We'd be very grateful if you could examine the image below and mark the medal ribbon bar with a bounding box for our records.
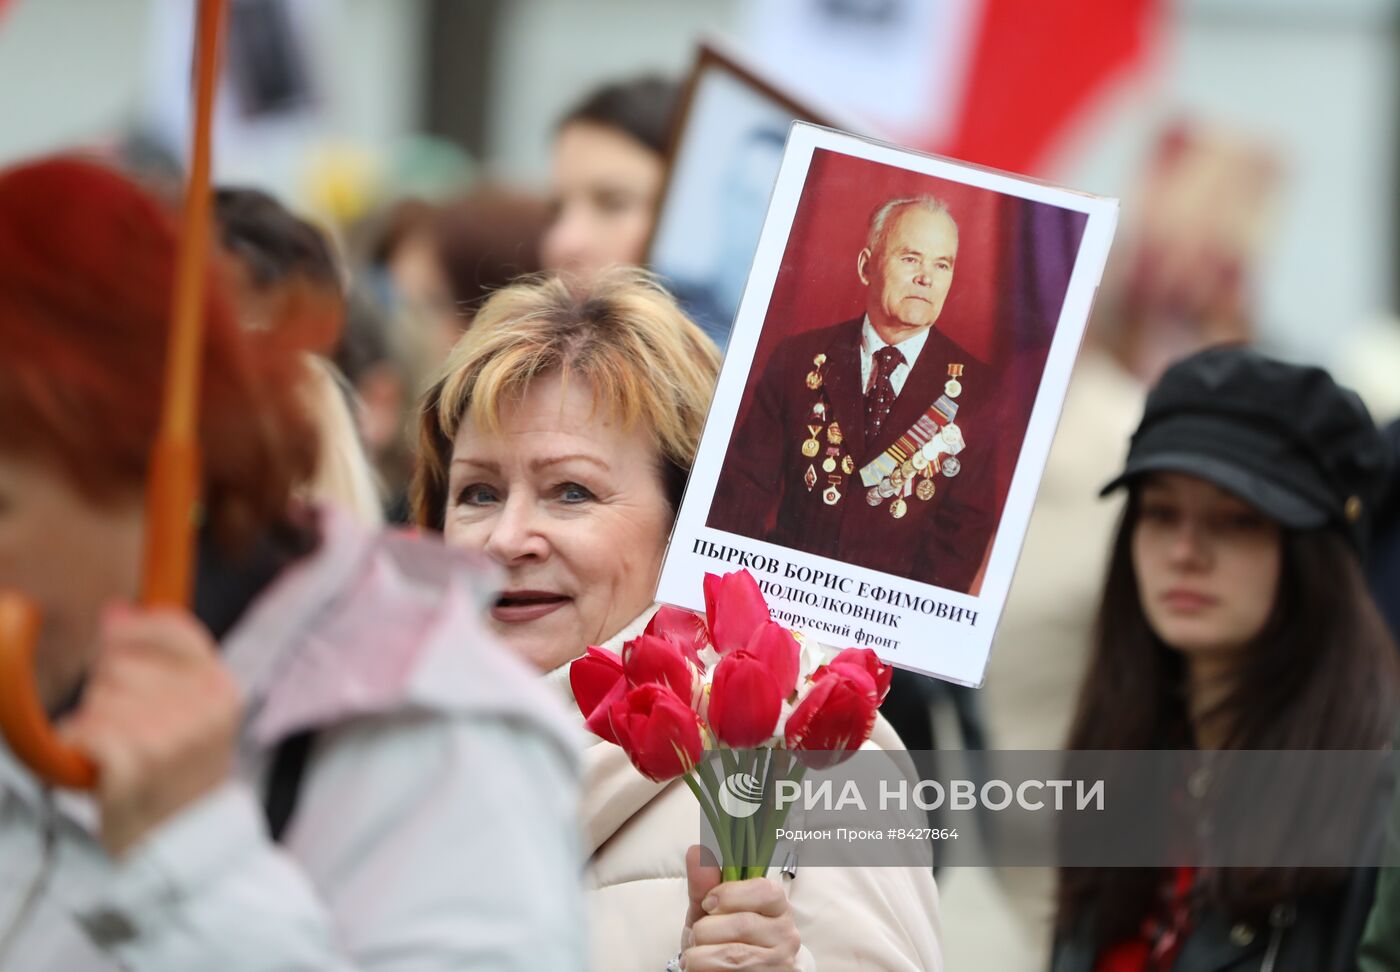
[859,395,959,487]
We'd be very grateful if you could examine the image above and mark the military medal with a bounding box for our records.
[806,353,828,391]
[945,363,964,399]
[852,365,970,513]
[827,422,843,446]
[859,395,956,487]
[841,455,854,475]
[802,425,822,458]
[822,456,837,474]
[822,472,843,506]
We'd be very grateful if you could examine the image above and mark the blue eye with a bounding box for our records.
[557,482,595,504]
[455,484,498,507]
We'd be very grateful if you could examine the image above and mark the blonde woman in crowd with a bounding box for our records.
[415,268,943,972]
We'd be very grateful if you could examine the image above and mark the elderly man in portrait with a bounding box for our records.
[710,195,1004,594]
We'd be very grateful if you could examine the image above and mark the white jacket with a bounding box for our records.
[0,509,586,971]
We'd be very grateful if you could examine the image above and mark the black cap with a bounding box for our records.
[1101,345,1395,549]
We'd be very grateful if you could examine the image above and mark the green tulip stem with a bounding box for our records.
[695,756,742,881]
[755,757,807,875]
[716,748,747,879]
[684,771,733,874]
[748,749,779,881]
[742,749,763,879]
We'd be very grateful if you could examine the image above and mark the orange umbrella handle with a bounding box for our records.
[0,594,97,789]
[0,0,227,789]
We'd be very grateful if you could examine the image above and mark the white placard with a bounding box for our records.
[657,123,1118,686]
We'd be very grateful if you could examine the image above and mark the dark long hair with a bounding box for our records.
[1056,489,1400,942]
[556,75,680,156]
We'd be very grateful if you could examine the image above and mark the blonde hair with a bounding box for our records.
[297,354,385,526]
[412,268,720,528]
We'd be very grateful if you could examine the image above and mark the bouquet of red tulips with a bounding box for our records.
[569,569,893,881]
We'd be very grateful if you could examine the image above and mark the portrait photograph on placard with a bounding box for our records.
[708,147,1090,596]
[647,43,853,350]
[659,123,1118,685]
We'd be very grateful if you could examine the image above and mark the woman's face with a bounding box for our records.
[443,372,674,671]
[1132,472,1282,659]
[540,122,662,281]
[0,450,144,707]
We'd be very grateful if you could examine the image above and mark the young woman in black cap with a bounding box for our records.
[1050,345,1399,972]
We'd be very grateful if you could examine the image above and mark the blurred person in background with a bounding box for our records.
[940,122,1280,970]
[214,185,344,329]
[1093,122,1278,387]
[434,182,552,332]
[540,75,679,281]
[346,184,552,521]
[413,268,944,972]
[0,157,585,970]
[331,286,421,522]
[214,185,384,526]
[363,197,461,358]
[1050,346,1397,972]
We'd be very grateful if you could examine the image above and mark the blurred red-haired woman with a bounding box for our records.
[0,157,585,971]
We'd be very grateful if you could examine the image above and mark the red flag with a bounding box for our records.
[939,0,1163,174]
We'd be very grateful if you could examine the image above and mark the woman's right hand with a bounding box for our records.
[681,845,802,971]
[60,604,241,857]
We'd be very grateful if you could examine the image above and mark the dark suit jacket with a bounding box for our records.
[710,317,1003,594]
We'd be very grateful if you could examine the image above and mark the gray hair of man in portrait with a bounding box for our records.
[865,195,959,256]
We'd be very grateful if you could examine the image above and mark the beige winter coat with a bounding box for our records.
[556,611,944,972]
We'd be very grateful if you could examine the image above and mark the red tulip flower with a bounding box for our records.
[570,646,626,742]
[708,651,782,747]
[827,647,893,703]
[784,664,880,768]
[703,569,771,654]
[622,633,699,704]
[608,683,705,782]
[743,622,801,698]
[644,605,709,667]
